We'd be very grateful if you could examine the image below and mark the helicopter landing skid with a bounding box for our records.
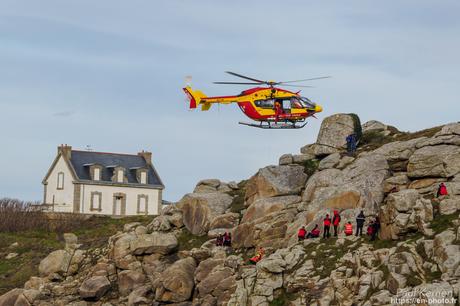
[238,121,308,129]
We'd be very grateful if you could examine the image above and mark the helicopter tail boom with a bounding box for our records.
[183,86,208,110]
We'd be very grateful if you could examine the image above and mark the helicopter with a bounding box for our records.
[183,71,329,129]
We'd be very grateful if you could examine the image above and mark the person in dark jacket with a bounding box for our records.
[223,232,232,247]
[370,217,380,241]
[332,210,341,237]
[216,234,223,246]
[323,214,331,238]
[355,210,366,236]
[346,133,357,155]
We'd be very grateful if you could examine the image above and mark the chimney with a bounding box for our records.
[58,144,72,160]
[138,150,152,165]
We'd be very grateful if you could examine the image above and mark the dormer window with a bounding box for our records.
[140,171,147,184]
[117,169,124,183]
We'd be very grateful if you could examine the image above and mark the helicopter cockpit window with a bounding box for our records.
[300,97,316,109]
[255,99,275,109]
[290,97,304,109]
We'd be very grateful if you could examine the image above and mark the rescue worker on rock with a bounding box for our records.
[370,217,380,241]
[306,224,321,239]
[323,214,331,238]
[437,183,448,198]
[332,210,341,237]
[297,226,307,241]
[344,221,353,236]
[355,210,366,236]
[249,248,265,264]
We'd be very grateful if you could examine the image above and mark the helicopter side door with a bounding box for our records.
[282,99,291,114]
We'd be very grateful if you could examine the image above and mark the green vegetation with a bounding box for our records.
[176,229,210,251]
[0,215,151,295]
[359,130,392,149]
[302,159,319,176]
[348,113,362,141]
[429,213,458,234]
[227,180,247,214]
[270,288,296,306]
[307,238,359,279]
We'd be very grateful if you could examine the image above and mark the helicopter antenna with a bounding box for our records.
[185,75,193,87]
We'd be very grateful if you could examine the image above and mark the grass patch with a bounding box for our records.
[371,238,399,250]
[429,213,458,234]
[302,159,319,176]
[308,238,356,279]
[227,180,247,214]
[270,288,296,306]
[176,229,210,251]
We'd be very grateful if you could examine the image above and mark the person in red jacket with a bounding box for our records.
[297,226,307,241]
[332,210,341,237]
[344,222,353,236]
[306,224,320,238]
[323,214,331,238]
[437,183,448,197]
[249,248,265,265]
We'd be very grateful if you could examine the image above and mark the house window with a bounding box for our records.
[94,168,101,181]
[140,171,147,184]
[90,192,102,211]
[137,195,148,214]
[117,170,124,183]
[57,172,64,189]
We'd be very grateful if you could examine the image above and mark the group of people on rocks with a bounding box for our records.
[215,232,232,247]
[297,210,381,241]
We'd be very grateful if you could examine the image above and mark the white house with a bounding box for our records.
[42,145,164,216]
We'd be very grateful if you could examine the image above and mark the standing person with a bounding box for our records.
[297,226,307,241]
[367,220,374,237]
[437,183,448,198]
[371,217,380,241]
[332,210,341,237]
[216,234,223,247]
[323,214,331,238]
[306,224,320,238]
[223,232,232,247]
[344,222,353,236]
[346,133,357,155]
[355,210,366,236]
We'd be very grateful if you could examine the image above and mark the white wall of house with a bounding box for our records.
[44,155,74,213]
[79,184,161,216]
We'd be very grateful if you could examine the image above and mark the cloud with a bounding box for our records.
[52,110,75,117]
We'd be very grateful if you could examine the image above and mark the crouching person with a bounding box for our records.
[306,224,320,239]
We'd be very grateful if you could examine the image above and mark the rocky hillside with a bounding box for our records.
[1,114,459,306]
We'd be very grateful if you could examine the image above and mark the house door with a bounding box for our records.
[114,196,123,216]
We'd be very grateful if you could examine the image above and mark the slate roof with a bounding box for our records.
[69,150,163,187]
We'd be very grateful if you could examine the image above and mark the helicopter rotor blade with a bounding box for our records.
[225,71,265,83]
[279,76,331,84]
[213,82,264,85]
[279,84,315,88]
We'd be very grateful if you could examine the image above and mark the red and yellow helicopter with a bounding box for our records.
[183,71,329,129]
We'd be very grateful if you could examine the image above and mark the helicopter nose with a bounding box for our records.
[314,104,323,113]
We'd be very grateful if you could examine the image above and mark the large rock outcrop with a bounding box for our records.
[312,113,361,156]
[244,165,307,206]
[178,192,233,236]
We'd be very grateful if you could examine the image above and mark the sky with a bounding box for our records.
[0,1,459,202]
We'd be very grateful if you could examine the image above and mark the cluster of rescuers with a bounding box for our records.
[296,210,380,242]
[215,178,450,265]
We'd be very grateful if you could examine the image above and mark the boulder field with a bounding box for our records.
[1,114,460,306]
